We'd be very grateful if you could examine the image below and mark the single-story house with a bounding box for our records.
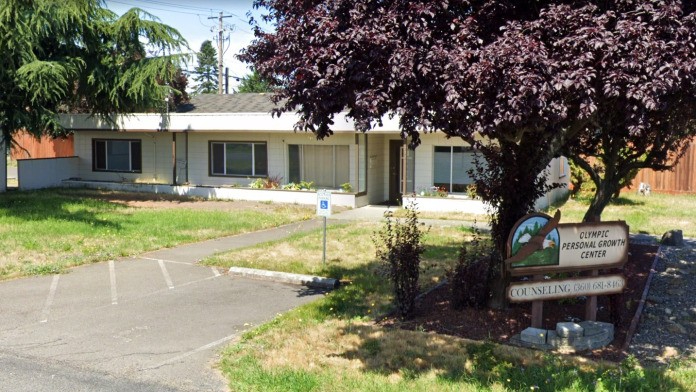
[16,93,568,213]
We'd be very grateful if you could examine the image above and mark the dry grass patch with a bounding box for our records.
[259,319,472,379]
[223,309,627,392]
[205,221,468,286]
[392,208,485,222]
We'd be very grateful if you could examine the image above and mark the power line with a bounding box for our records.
[108,0,205,16]
[131,0,225,13]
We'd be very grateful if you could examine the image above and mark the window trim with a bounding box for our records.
[92,138,142,173]
[208,141,268,178]
[433,145,474,193]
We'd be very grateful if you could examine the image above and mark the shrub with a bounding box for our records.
[448,227,496,309]
[249,175,282,189]
[568,159,593,199]
[373,206,426,319]
[282,181,315,191]
[417,186,448,197]
[466,184,479,199]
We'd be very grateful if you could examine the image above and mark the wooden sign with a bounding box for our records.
[507,274,626,302]
[505,211,629,276]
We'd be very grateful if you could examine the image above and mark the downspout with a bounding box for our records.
[172,133,177,185]
[185,130,189,184]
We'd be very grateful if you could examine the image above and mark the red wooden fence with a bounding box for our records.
[629,139,696,194]
[10,131,74,159]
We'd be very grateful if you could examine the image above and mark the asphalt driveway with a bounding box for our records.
[0,256,323,391]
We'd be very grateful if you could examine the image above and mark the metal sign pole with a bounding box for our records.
[316,189,332,270]
[323,216,327,267]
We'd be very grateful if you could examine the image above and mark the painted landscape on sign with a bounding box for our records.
[510,216,560,268]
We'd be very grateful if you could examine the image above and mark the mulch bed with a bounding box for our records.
[383,243,657,363]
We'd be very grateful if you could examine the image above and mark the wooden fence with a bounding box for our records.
[10,131,74,159]
[629,139,696,194]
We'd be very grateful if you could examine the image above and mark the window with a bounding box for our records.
[433,146,475,192]
[210,142,268,177]
[92,139,142,172]
[288,144,349,188]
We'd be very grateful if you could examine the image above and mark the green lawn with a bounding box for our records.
[550,192,696,239]
[0,188,314,280]
[207,216,695,391]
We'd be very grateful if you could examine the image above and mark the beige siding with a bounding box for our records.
[186,132,356,188]
[74,130,360,189]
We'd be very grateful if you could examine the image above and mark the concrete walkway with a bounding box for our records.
[143,219,327,263]
[330,204,490,230]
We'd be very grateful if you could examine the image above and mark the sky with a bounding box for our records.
[104,0,272,91]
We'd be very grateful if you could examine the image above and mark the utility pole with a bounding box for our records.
[208,12,233,94]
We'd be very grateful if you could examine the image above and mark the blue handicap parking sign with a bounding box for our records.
[320,200,328,209]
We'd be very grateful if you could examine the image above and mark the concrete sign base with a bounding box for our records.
[510,321,614,352]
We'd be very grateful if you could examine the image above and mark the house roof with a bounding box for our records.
[61,92,401,132]
[177,93,280,114]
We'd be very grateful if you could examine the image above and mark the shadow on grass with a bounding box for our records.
[316,262,390,319]
[337,328,691,391]
[294,286,331,297]
[0,188,123,229]
[610,197,645,206]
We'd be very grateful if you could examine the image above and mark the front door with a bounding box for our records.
[388,140,402,204]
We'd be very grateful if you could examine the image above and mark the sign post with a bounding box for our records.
[316,190,332,267]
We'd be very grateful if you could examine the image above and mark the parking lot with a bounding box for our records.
[0,255,323,391]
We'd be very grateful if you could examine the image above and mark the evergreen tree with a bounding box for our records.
[0,0,187,143]
[236,69,272,93]
[193,40,218,94]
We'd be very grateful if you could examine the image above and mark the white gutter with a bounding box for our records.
[59,112,402,133]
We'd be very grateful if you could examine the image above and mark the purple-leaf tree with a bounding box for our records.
[240,0,696,307]
[554,2,696,221]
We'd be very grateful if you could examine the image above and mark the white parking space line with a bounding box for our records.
[211,267,221,277]
[158,260,174,289]
[139,256,193,265]
[40,275,60,323]
[147,333,237,370]
[109,260,118,305]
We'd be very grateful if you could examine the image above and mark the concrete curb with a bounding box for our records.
[229,267,340,290]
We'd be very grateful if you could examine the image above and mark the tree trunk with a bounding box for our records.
[0,138,6,193]
[583,180,619,223]
[478,140,557,309]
